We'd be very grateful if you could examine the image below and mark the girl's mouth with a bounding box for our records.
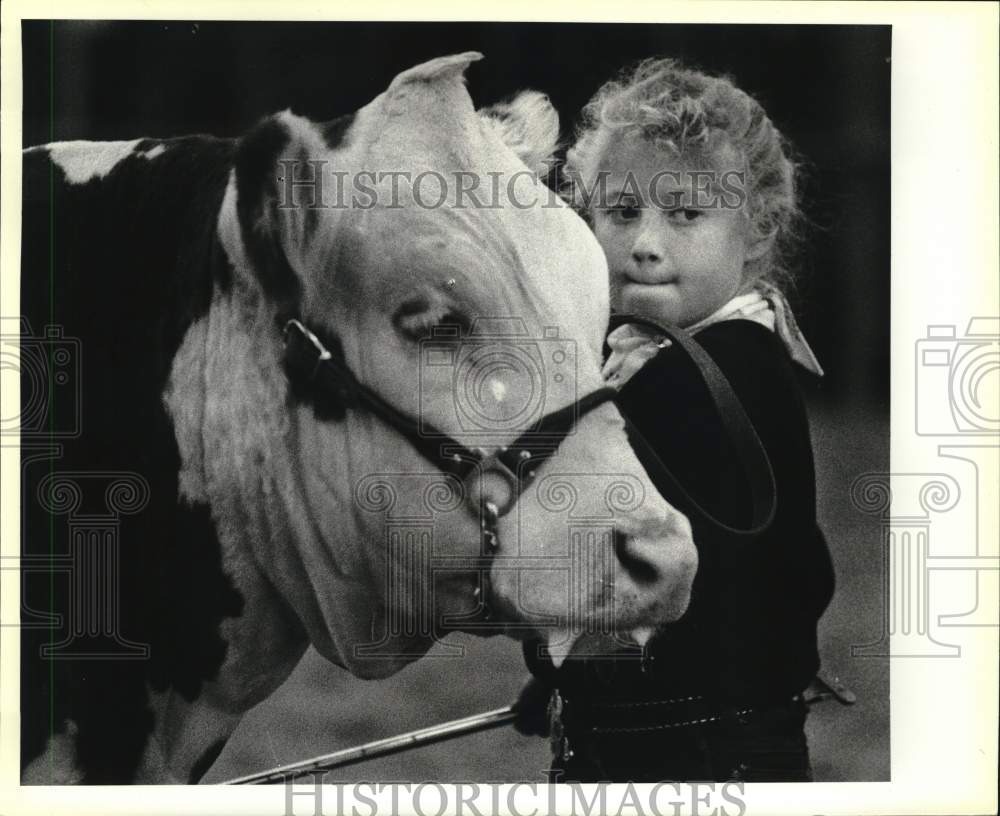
[621,275,679,288]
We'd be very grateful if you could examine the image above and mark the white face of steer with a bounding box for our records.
[174,53,696,678]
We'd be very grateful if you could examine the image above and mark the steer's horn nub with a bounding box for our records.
[387,52,484,92]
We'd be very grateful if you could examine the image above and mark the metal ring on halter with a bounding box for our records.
[467,452,520,522]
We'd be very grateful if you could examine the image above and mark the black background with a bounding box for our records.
[22,21,890,406]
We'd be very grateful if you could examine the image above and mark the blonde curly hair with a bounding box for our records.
[564,58,803,291]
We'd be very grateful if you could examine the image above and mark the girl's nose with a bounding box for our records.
[631,220,666,269]
[632,246,662,266]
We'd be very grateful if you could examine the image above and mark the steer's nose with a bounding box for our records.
[615,508,698,621]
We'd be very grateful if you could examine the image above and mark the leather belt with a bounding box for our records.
[547,671,856,763]
[548,689,763,762]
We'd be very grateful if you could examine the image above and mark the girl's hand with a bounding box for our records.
[602,323,671,387]
[511,675,553,737]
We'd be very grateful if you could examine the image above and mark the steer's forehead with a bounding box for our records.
[311,55,610,354]
[319,180,609,358]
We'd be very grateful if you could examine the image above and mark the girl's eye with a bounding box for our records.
[604,204,642,223]
[667,208,703,224]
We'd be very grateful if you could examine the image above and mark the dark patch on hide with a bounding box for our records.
[296,144,322,246]
[234,116,302,305]
[146,501,245,700]
[20,136,244,783]
[321,111,355,150]
[189,737,228,783]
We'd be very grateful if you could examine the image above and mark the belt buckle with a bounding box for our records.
[548,689,573,762]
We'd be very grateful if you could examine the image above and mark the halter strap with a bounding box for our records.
[283,317,622,624]
[607,314,777,540]
[282,318,617,517]
[285,316,776,539]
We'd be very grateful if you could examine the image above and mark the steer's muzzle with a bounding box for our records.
[613,506,698,623]
[488,467,698,665]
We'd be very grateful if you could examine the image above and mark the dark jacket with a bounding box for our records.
[528,318,835,707]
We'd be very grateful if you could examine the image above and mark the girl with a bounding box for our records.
[516,58,835,783]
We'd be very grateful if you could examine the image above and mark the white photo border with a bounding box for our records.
[1,2,997,815]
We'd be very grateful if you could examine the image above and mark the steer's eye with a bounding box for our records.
[393,297,471,341]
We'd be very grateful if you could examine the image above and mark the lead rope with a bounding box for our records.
[606,313,778,540]
[224,707,518,784]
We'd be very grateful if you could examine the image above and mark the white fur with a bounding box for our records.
[45,140,143,184]
[162,317,210,504]
[388,51,482,92]
[138,143,167,160]
[479,91,560,176]
[21,720,85,784]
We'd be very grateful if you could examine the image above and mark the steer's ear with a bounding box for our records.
[479,91,560,177]
[234,111,321,305]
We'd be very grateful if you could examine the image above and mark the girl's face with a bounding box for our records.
[592,137,758,328]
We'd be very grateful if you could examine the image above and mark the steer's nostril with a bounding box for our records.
[613,529,658,585]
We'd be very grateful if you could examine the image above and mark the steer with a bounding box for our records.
[19,53,697,783]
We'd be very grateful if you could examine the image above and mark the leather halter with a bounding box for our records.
[282,318,618,620]
[606,314,777,539]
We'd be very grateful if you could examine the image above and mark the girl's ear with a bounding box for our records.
[745,229,777,262]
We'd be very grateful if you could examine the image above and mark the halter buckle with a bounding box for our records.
[467,452,521,521]
[284,319,333,380]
